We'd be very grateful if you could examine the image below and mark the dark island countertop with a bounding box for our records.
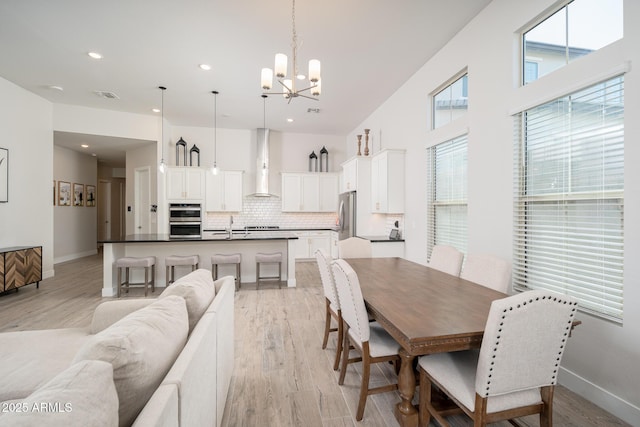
[99,232,299,244]
[357,235,405,243]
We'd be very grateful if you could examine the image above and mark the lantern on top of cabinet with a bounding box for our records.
[176,137,187,166]
[319,146,328,172]
[189,144,200,167]
[309,151,318,172]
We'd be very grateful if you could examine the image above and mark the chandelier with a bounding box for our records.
[260,0,321,102]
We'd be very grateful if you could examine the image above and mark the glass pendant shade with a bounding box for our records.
[261,68,273,90]
[275,53,288,78]
[308,59,321,83]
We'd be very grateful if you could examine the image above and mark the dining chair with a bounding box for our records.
[315,249,343,371]
[460,253,512,293]
[427,245,464,276]
[331,258,400,421]
[418,289,578,427]
[337,237,372,259]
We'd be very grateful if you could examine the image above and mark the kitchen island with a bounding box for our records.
[99,232,298,297]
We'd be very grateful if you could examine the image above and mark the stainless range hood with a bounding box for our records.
[253,128,274,197]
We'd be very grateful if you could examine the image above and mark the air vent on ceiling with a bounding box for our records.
[93,90,120,99]
[307,108,320,113]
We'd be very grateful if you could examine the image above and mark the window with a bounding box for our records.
[523,0,623,84]
[513,76,624,321]
[432,74,468,129]
[427,135,468,258]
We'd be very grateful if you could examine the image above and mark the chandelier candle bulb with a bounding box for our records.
[309,59,321,83]
[261,68,273,90]
[275,53,288,78]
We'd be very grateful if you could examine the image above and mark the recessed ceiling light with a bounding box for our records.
[88,52,103,60]
[199,64,211,71]
[152,108,160,113]
[48,85,64,91]
[81,144,89,148]
[287,118,294,123]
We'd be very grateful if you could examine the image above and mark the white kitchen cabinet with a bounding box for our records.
[330,231,339,258]
[293,230,332,259]
[281,173,339,212]
[167,167,205,201]
[371,149,405,213]
[205,170,243,212]
[341,156,371,193]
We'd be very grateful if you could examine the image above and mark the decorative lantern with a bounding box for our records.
[309,151,318,172]
[319,146,329,172]
[176,137,187,166]
[189,144,200,167]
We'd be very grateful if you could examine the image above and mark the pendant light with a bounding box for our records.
[210,91,219,175]
[158,86,167,173]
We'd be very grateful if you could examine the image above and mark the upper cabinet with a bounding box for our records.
[205,170,243,212]
[281,172,339,212]
[167,167,205,201]
[341,156,371,193]
[371,149,405,213]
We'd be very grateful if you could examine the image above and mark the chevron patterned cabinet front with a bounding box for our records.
[0,246,42,293]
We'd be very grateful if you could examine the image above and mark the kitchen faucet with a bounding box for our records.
[228,215,234,239]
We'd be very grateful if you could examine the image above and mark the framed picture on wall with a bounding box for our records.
[0,147,7,203]
[86,185,96,207]
[58,181,71,206]
[73,183,84,207]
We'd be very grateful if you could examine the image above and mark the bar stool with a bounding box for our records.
[115,256,156,298]
[165,254,199,285]
[255,252,283,290]
[211,253,242,291]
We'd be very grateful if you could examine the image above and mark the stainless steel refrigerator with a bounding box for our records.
[337,191,356,240]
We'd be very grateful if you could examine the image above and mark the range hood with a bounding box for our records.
[252,128,274,197]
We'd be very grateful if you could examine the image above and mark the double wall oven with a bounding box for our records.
[169,203,202,238]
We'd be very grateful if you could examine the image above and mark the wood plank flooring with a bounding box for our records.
[0,254,630,427]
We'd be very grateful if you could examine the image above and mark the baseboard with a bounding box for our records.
[559,366,640,426]
[54,249,98,265]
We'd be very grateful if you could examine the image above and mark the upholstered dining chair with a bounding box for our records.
[331,259,400,421]
[427,245,464,276]
[338,237,372,259]
[418,290,578,427]
[460,253,512,293]
[315,249,343,371]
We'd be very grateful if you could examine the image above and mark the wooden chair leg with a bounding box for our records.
[333,310,344,371]
[151,265,155,292]
[117,267,122,298]
[418,367,432,427]
[322,300,331,350]
[144,267,149,297]
[125,268,130,293]
[356,345,372,421]
[338,323,350,385]
[540,386,554,427]
[278,262,282,289]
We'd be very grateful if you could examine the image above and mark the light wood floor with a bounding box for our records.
[0,254,630,427]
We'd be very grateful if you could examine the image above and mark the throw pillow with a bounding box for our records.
[72,295,188,427]
[159,268,216,333]
[0,360,118,427]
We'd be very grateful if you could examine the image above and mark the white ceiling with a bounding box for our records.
[0,0,491,164]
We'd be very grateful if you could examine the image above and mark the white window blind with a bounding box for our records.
[513,76,624,321]
[427,135,468,258]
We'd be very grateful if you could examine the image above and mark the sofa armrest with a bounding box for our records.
[132,383,179,427]
[90,299,155,334]
[211,276,235,311]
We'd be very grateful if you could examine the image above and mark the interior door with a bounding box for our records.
[135,167,151,234]
[98,180,111,240]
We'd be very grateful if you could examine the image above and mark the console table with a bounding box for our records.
[0,246,42,294]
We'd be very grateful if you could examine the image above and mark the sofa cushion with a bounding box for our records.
[0,327,90,401]
[72,295,188,427]
[159,268,216,333]
[90,299,155,334]
[0,360,118,427]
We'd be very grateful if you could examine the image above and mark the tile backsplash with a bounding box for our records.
[203,196,338,230]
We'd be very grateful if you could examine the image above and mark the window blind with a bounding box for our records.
[513,76,624,321]
[427,135,468,258]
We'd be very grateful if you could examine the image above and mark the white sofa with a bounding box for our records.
[0,269,235,427]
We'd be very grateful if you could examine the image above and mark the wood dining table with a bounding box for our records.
[345,257,507,427]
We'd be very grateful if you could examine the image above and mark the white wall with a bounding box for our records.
[346,0,640,424]
[53,146,97,262]
[0,77,54,279]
